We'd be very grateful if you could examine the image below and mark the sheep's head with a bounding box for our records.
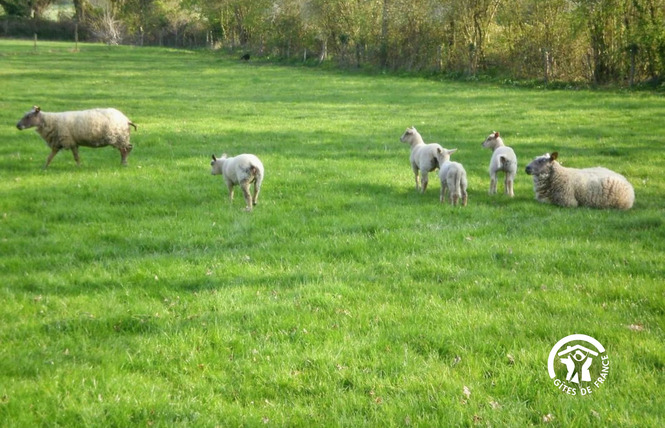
[435,147,457,165]
[16,106,42,130]
[525,152,558,175]
[482,131,503,149]
[210,153,227,175]
[400,126,421,145]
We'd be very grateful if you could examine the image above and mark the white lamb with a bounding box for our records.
[211,153,264,211]
[435,148,468,206]
[16,106,136,168]
[481,131,517,197]
[400,126,445,193]
[525,151,634,210]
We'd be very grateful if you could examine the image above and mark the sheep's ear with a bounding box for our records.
[212,154,217,161]
[550,152,558,161]
[448,149,458,155]
[33,106,41,113]
[437,147,443,154]
[493,131,499,138]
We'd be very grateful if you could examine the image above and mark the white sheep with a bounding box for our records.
[525,151,634,210]
[211,153,264,211]
[16,106,136,168]
[481,131,517,197]
[435,148,468,206]
[400,126,444,193]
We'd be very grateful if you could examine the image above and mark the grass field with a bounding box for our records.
[1,40,664,426]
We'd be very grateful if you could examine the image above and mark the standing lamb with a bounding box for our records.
[211,153,264,211]
[435,148,468,206]
[400,126,445,193]
[481,131,517,197]
[525,151,634,210]
[16,106,136,168]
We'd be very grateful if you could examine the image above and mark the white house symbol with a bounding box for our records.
[558,345,599,383]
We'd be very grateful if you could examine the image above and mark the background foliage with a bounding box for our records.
[1,0,664,85]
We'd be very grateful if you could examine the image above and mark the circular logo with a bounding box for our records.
[548,334,610,396]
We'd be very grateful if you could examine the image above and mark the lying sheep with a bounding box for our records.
[211,153,264,211]
[525,151,634,210]
[16,106,136,168]
[482,131,517,197]
[400,126,445,193]
[435,148,468,206]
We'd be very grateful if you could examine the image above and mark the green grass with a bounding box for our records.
[1,40,664,426]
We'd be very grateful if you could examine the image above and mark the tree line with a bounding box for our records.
[3,0,664,85]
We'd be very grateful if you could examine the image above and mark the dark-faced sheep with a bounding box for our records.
[16,106,136,168]
[211,153,264,211]
[525,152,634,210]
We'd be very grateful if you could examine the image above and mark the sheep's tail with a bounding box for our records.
[129,121,137,131]
[498,155,514,170]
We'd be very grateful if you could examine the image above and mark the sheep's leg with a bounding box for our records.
[44,147,60,169]
[240,182,253,211]
[420,172,428,193]
[489,172,497,195]
[507,174,515,197]
[252,178,262,206]
[71,147,81,165]
[462,189,468,207]
[225,180,235,203]
[120,145,132,166]
[452,193,459,206]
[412,166,420,191]
[439,185,445,203]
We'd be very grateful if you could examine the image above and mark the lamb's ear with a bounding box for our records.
[550,152,558,161]
[494,131,500,138]
[437,147,443,154]
[33,106,41,113]
[212,154,217,161]
[448,148,458,155]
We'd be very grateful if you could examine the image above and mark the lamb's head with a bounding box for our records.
[435,147,458,165]
[525,152,558,176]
[482,131,504,150]
[210,154,228,175]
[16,106,43,130]
[400,126,422,146]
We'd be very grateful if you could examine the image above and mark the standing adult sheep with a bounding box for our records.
[16,106,136,168]
[525,151,634,210]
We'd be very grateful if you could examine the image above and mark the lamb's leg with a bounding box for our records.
[452,193,459,206]
[489,172,497,195]
[462,189,468,207]
[72,146,81,165]
[420,172,428,193]
[412,165,420,191]
[252,178,262,206]
[507,174,515,197]
[439,185,445,203]
[44,147,60,169]
[225,180,235,204]
[240,182,253,211]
